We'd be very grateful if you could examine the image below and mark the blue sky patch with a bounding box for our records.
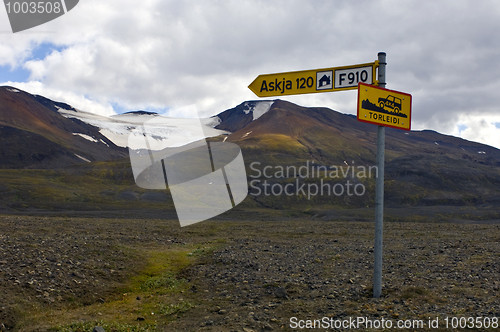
[457,124,468,133]
[0,42,65,84]
[28,42,65,62]
[110,102,170,116]
[110,102,130,115]
[0,64,31,83]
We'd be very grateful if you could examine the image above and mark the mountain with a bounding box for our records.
[218,100,500,207]
[1,86,499,210]
[123,110,159,116]
[0,86,127,168]
[221,99,500,162]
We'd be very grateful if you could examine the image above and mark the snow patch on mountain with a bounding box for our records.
[129,117,214,150]
[74,154,91,162]
[111,112,159,124]
[242,101,274,121]
[54,105,75,112]
[252,101,274,120]
[58,107,228,149]
[73,133,99,143]
[242,131,252,139]
[203,116,221,128]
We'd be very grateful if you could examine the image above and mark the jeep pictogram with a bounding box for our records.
[378,95,402,113]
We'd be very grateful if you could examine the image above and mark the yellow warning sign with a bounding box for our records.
[357,83,412,131]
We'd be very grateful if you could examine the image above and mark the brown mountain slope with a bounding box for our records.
[0,88,71,144]
[226,100,500,165]
[225,100,376,165]
[0,86,127,168]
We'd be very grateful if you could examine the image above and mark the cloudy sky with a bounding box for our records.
[1,0,500,148]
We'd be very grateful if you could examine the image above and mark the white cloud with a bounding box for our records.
[453,115,500,149]
[2,81,116,116]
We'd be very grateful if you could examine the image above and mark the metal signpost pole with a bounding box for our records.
[373,52,386,298]
[248,54,409,299]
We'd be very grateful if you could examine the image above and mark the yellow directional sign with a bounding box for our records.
[249,62,378,97]
[357,83,412,131]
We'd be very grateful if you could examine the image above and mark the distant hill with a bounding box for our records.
[218,100,500,207]
[122,110,159,116]
[222,99,500,165]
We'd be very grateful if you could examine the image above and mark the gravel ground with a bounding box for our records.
[0,215,499,331]
[170,220,500,331]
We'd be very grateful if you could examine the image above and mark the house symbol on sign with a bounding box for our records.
[318,75,331,87]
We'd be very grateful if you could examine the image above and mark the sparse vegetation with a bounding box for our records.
[157,301,194,316]
[140,273,185,292]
